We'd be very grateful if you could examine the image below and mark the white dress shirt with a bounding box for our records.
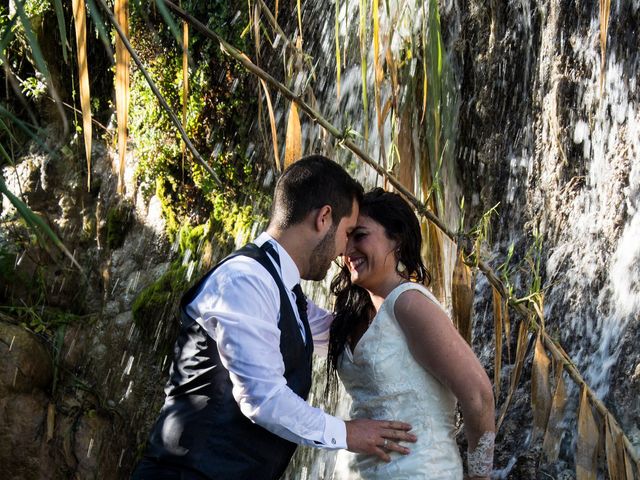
[185,232,347,449]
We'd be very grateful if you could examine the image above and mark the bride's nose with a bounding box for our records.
[345,238,357,256]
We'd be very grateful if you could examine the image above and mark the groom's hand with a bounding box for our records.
[345,419,417,462]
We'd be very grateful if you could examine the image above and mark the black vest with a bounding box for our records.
[144,243,313,479]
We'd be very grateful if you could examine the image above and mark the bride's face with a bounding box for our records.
[344,215,398,289]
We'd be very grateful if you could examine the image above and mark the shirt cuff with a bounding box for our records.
[318,414,347,450]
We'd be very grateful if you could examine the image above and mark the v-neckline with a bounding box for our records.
[344,282,414,361]
[345,305,383,360]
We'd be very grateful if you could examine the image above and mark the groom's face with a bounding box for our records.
[306,199,359,281]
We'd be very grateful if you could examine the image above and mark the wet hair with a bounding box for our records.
[270,155,363,229]
[325,188,429,399]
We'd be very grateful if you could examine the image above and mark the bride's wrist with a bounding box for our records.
[466,431,495,478]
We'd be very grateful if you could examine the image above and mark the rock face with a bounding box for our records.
[0,146,176,478]
[0,324,51,479]
[445,0,640,476]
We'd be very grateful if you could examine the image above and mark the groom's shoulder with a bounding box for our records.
[213,253,276,287]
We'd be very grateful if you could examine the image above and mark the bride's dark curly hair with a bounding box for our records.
[325,188,430,400]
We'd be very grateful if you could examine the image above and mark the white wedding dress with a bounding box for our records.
[337,282,464,479]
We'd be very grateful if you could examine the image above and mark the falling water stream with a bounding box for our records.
[263,0,640,477]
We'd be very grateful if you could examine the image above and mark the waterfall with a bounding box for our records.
[262,0,640,476]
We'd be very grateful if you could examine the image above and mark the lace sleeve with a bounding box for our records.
[467,431,495,477]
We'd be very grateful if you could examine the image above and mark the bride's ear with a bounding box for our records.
[313,205,333,233]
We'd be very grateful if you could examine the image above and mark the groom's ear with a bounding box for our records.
[313,205,333,233]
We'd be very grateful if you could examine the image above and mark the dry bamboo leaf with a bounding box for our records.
[503,299,511,362]
[512,319,529,390]
[46,402,55,442]
[599,0,611,92]
[381,97,393,126]
[72,0,92,191]
[259,79,280,170]
[531,332,551,442]
[422,221,445,302]
[284,101,301,169]
[542,365,568,462]
[492,286,503,399]
[181,20,189,164]
[622,443,635,480]
[372,0,384,165]
[275,0,279,21]
[605,415,624,480]
[451,250,474,345]
[576,386,599,480]
[296,0,303,47]
[115,0,130,194]
[532,293,545,327]
[358,0,368,140]
[497,318,528,430]
[334,0,341,100]
[253,3,261,63]
[396,108,415,192]
[421,52,428,124]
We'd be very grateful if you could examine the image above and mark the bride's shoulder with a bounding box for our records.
[389,282,438,305]
[391,284,448,324]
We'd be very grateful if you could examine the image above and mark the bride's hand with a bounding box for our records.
[345,419,417,462]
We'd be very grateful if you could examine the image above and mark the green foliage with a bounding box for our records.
[1,304,89,336]
[127,2,265,247]
[467,202,500,265]
[106,201,134,249]
[23,0,52,18]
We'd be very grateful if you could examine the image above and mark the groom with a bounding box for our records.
[132,155,416,480]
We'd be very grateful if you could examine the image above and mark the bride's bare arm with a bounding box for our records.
[394,289,495,478]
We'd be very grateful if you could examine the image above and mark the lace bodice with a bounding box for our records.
[337,282,463,479]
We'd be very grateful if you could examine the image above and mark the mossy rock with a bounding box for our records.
[106,202,134,250]
[178,222,210,256]
[131,262,188,343]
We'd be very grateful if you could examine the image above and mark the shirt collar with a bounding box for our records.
[254,232,301,290]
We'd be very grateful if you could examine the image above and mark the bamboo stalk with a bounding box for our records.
[95,0,222,188]
[156,2,640,466]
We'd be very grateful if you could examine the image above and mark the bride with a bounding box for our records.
[328,188,495,480]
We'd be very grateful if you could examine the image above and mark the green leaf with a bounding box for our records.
[13,0,53,83]
[154,0,183,47]
[85,0,114,57]
[53,0,69,63]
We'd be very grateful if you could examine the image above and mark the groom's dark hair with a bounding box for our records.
[271,155,363,229]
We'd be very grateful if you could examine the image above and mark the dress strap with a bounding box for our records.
[385,282,445,314]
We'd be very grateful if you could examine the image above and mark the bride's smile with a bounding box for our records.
[344,215,401,295]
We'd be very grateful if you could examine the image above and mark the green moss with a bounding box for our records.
[106,202,134,250]
[155,178,180,241]
[131,262,188,337]
[178,222,210,256]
